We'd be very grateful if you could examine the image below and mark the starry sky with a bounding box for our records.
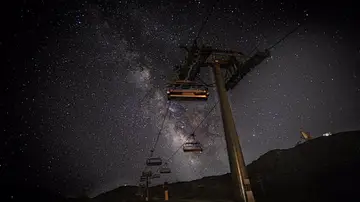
[2,0,359,198]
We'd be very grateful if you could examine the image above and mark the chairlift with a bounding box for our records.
[140,176,147,182]
[168,80,197,87]
[151,174,161,179]
[167,80,209,101]
[146,157,162,166]
[159,163,171,174]
[183,142,203,152]
[183,133,203,152]
[142,170,152,177]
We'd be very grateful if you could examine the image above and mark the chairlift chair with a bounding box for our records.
[159,163,171,174]
[140,176,147,182]
[183,141,203,152]
[151,174,161,179]
[146,157,162,166]
[183,133,203,152]
[167,80,209,101]
[142,170,152,177]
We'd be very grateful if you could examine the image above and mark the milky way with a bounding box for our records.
[2,0,360,198]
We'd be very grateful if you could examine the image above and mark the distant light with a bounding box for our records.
[323,132,332,137]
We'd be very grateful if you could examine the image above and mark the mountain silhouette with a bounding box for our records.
[93,130,360,202]
[2,130,359,202]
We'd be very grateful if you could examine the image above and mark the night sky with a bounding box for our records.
[2,0,359,198]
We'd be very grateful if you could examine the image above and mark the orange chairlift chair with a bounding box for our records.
[167,80,209,101]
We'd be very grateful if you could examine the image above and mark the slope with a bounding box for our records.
[93,130,360,202]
